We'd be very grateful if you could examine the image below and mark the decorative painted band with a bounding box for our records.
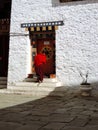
[21,21,64,28]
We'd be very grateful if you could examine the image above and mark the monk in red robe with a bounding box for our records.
[34,53,46,82]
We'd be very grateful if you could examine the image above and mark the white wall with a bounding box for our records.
[8,0,98,87]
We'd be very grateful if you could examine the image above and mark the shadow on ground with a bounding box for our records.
[0,82,98,130]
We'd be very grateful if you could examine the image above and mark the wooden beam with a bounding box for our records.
[25,28,28,31]
[48,26,52,30]
[54,26,58,30]
[31,27,34,31]
[42,26,46,31]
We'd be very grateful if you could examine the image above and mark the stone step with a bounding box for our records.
[0,85,7,89]
[23,78,58,82]
[6,79,65,96]
[0,77,66,97]
[9,84,64,91]
[0,77,7,89]
[0,80,7,85]
[0,86,67,97]
[0,77,7,81]
[15,81,63,88]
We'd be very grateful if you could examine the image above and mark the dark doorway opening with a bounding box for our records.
[0,35,9,76]
[30,31,56,78]
[0,0,12,77]
[37,37,55,77]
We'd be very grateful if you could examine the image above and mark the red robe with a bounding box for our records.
[34,54,46,66]
[34,54,46,82]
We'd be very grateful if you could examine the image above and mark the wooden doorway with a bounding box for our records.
[37,38,55,76]
[0,35,9,77]
[0,0,11,77]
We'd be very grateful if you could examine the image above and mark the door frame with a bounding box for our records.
[36,38,55,76]
[30,31,56,78]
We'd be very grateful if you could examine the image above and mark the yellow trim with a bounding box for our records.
[36,27,40,31]
[32,48,37,52]
[48,26,52,30]
[54,26,58,30]
[42,26,46,31]
[31,27,34,31]
[25,28,28,31]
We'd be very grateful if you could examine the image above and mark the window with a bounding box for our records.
[60,0,84,2]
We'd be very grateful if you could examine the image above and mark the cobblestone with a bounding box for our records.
[0,88,98,130]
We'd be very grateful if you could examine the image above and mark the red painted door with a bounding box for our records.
[37,38,55,76]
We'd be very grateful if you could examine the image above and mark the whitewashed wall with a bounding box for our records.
[8,0,98,87]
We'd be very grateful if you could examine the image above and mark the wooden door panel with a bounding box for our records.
[0,35,9,76]
[37,39,55,76]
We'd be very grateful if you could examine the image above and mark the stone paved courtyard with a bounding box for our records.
[0,87,98,130]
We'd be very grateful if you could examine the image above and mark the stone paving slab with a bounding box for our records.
[15,124,42,130]
[0,121,22,130]
[62,126,98,130]
[0,94,41,109]
[40,122,66,130]
[0,88,98,130]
